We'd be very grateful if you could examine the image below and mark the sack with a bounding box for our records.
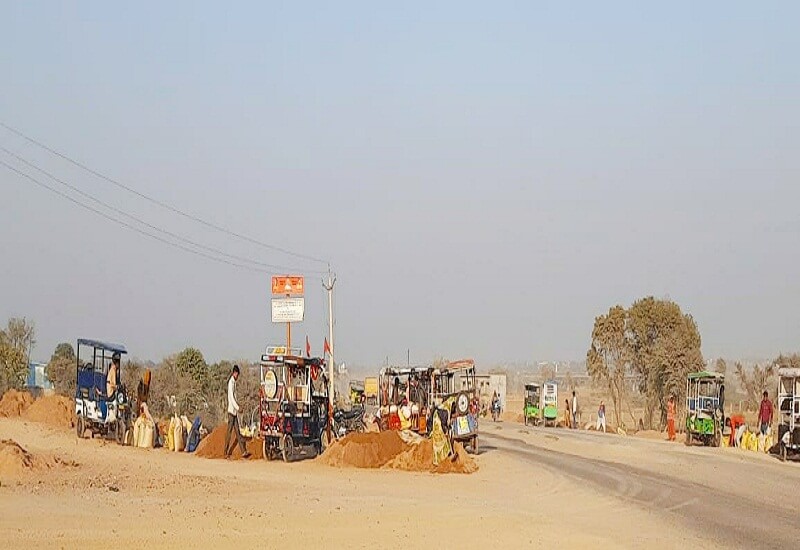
[166,417,176,451]
[186,416,202,453]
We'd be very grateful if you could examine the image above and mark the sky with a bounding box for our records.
[1,2,798,370]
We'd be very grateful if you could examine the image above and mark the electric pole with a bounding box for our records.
[323,269,336,410]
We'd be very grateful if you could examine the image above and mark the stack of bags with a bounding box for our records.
[165,414,203,453]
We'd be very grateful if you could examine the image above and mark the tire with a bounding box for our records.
[713,429,722,448]
[456,393,470,415]
[357,420,367,433]
[524,416,528,426]
[684,431,691,446]
[76,416,85,439]
[472,435,478,454]
[781,444,787,463]
[281,434,294,463]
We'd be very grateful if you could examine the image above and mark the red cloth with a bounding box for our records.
[667,418,676,441]
[667,400,675,422]
[759,399,773,423]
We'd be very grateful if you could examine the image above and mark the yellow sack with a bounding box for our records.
[764,435,774,453]
[747,432,759,452]
[166,417,175,451]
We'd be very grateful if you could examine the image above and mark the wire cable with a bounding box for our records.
[0,147,326,274]
[0,121,330,266]
[1,159,312,275]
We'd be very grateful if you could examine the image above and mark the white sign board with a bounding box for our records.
[271,297,305,323]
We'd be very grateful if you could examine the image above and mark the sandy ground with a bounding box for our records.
[1,416,798,549]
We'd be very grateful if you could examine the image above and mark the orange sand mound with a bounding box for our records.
[195,424,263,460]
[22,395,75,428]
[320,431,478,474]
[0,439,77,477]
[0,390,34,417]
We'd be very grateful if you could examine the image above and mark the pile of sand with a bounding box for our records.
[0,390,34,417]
[195,424,263,460]
[22,395,75,428]
[320,431,478,474]
[0,439,77,477]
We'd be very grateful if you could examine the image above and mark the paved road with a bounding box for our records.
[482,429,800,547]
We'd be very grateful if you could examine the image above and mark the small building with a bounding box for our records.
[468,373,507,408]
[27,361,54,395]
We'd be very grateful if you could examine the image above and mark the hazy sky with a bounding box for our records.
[2,2,798,369]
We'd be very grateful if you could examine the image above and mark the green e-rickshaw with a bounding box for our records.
[524,383,541,426]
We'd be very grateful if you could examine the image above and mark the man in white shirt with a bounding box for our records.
[225,365,250,459]
[571,391,578,430]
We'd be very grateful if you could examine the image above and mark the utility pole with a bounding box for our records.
[323,269,336,410]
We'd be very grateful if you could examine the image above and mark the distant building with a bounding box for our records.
[468,373,507,408]
[27,361,54,394]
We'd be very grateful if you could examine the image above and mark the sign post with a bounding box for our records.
[271,276,305,351]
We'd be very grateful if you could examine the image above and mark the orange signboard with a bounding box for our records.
[271,276,305,295]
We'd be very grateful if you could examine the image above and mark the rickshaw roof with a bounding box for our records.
[77,339,127,354]
[687,371,724,381]
[525,383,541,390]
[380,366,431,376]
[778,367,800,378]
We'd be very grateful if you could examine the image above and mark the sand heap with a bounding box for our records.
[0,439,77,477]
[195,424,263,460]
[22,395,75,428]
[0,390,35,417]
[320,431,478,474]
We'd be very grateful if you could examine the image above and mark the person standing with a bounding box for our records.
[564,398,571,428]
[596,401,606,433]
[571,391,578,429]
[758,391,773,436]
[225,365,250,459]
[667,395,676,441]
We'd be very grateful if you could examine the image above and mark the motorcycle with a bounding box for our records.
[332,405,367,439]
[491,400,501,422]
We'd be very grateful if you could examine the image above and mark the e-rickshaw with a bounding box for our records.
[259,346,330,462]
[377,366,432,434]
[524,383,542,426]
[777,367,800,462]
[685,371,725,447]
[430,359,480,453]
[542,381,558,427]
[74,338,131,444]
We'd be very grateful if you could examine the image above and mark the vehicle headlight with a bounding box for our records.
[118,393,124,404]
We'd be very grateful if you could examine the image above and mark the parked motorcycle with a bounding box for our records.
[332,405,367,439]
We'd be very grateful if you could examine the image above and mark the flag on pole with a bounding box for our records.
[305,336,311,358]
[324,337,331,356]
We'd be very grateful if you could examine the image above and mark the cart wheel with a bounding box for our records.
[684,431,691,446]
[281,434,294,463]
[781,444,787,463]
[262,438,272,461]
[319,430,332,455]
[76,416,85,439]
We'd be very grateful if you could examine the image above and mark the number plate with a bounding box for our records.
[457,416,470,435]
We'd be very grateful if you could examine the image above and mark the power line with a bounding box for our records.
[0,147,325,274]
[1,159,308,275]
[0,121,330,266]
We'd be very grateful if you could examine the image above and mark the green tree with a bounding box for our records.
[714,358,728,376]
[0,318,36,393]
[627,298,704,429]
[175,347,208,387]
[734,361,775,409]
[46,342,76,396]
[587,305,629,428]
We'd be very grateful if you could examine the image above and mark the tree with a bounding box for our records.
[46,342,76,396]
[714,358,727,376]
[625,298,703,430]
[0,318,36,393]
[734,362,776,409]
[587,305,629,429]
[175,347,208,388]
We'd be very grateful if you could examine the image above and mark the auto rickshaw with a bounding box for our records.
[259,346,330,462]
[377,366,431,434]
[524,383,542,426]
[542,381,558,427]
[349,380,365,405]
[74,338,131,444]
[430,359,480,454]
[777,366,800,462]
[685,371,725,447]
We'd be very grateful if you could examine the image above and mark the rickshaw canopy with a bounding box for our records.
[77,339,127,355]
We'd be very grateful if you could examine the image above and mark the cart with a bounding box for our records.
[74,339,131,444]
[524,383,542,426]
[377,366,432,434]
[430,359,480,454]
[685,371,725,447]
[777,367,800,462]
[542,381,558,427]
[259,347,330,462]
